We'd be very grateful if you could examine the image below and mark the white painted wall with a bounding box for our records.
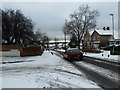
[118,1,120,39]
[0,49,20,57]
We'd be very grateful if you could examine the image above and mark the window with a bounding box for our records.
[92,37,96,40]
[109,36,113,40]
[116,41,120,44]
[97,36,100,40]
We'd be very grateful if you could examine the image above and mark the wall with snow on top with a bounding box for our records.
[0,49,20,57]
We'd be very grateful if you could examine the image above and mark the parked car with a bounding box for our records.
[63,48,83,61]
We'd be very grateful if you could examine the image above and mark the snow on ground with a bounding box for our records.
[1,51,102,89]
[84,50,120,63]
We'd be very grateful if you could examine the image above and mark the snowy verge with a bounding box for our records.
[1,51,102,89]
[84,50,120,63]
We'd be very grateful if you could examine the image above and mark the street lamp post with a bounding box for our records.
[109,14,115,54]
[109,14,114,39]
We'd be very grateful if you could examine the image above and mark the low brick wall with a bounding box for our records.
[1,45,22,51]
[21,46,44,56]
[0,45,44,56]
[82,49,101,53]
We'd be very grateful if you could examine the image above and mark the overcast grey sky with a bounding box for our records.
[2,2,118,40]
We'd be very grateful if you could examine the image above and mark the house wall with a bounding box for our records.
[118,1,120,39]
[91,31,100,42]
[100,35,111,47]
[83,32,91,49]
[91,31,100,49]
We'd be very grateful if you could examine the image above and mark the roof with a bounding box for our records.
[95,29,112,35]
[89,30,94,35]
[94,29,118,39]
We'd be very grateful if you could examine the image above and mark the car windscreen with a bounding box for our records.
[69,49,80,53]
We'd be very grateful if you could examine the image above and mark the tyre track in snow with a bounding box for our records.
[53,50,120,89]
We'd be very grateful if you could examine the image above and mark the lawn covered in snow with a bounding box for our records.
[84,50,120,63]
[1,51,102,89]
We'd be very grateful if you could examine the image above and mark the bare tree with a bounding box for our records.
[63,5,99,48]
[68,34,78,48]
[34,29,50,47]
[34,29,43,41]
[42,35,49,48]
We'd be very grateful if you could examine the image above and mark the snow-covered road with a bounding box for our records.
[1,51,102,89]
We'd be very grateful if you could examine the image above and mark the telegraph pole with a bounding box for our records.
[109,14,114,39]
[109,14,115,54]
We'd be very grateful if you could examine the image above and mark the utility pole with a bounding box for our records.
[109,14,115,54]
[109,14,114,39]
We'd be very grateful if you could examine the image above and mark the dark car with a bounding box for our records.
[63,48,83,61]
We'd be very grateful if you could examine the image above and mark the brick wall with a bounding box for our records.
[21,46,44,56]
[1,45,22,51]
[0,45,44,56]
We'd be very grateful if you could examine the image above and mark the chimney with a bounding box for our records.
[103,27,106,30]
[106,27,110,30]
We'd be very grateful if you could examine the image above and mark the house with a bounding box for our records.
[91,29,113,49]
[83,29,119,49]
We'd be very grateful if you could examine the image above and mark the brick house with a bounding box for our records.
[91,29,113,49]
[83,29,118,49]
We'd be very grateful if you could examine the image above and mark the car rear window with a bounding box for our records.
[69,49,80,53]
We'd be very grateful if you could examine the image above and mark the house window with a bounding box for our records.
[93,37,96,40]
[109,36,112,40]
[97,36,100,40]
[90,38,91,41]
[116,41,120,44]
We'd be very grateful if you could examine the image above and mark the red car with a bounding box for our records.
[63,48,83,61]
